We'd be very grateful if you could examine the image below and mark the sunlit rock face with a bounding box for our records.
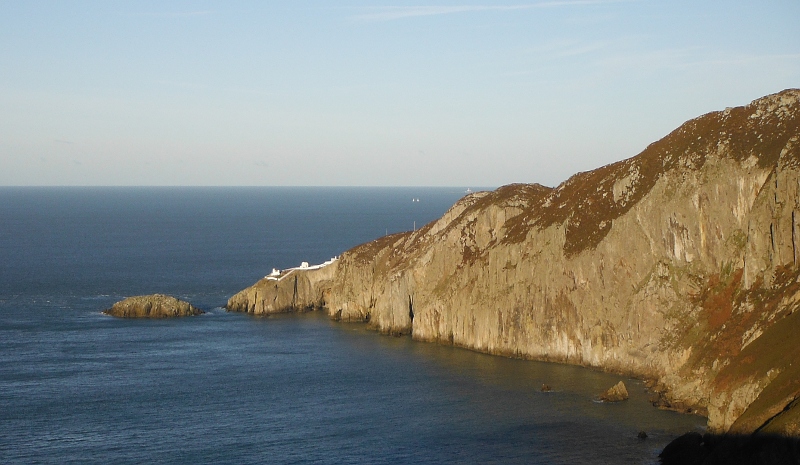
[230,89,800,435]
[227,261,338,314]
[105,294,203,318]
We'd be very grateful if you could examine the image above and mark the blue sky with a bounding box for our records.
[1,1,798,186]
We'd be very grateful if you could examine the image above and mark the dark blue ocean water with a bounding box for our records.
[0,187,703,464]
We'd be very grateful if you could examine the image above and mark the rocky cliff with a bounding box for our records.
[104,294,203,318]
[229,89,800,435]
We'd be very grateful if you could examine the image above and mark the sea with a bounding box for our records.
[0,187,704,464]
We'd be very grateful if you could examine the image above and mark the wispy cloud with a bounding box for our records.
[699,52,800,67]
[498,44,800,83]
[156,79,277,98]
[156,79,209,90]
[352,1,632,22]
[596,48,800,73]
[136,10,213,18]
[526,38,612,58]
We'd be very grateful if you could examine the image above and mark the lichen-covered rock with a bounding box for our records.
[599,381,629,402]
[104,294,202,318]
[230,89,800,435]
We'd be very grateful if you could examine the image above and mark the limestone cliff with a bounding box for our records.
[229,89,800,435]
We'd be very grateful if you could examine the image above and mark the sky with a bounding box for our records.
[1,1,798,187]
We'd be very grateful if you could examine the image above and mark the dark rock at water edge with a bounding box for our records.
[660,432,800,465]
[104,294,203,318]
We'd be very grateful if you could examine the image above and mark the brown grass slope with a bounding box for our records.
[508,88,800,255]
[348,88,798,263]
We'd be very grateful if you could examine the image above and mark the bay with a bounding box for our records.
[0,187,704,464]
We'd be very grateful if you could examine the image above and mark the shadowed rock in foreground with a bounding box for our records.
[104,294,203,318]
[660,432,800,465]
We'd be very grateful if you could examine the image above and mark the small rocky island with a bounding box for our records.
[104,294,203,318]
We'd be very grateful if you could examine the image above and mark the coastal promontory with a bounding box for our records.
[104,294,203,318]
[229,89,800,437]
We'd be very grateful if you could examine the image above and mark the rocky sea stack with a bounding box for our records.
[228,89,800,437]
[599,381,629,402]
[104,294,203,318]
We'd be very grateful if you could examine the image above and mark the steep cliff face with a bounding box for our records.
[229,89,800,434]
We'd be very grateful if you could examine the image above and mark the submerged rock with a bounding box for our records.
[104,294,203,318]
[599,381,629,402]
